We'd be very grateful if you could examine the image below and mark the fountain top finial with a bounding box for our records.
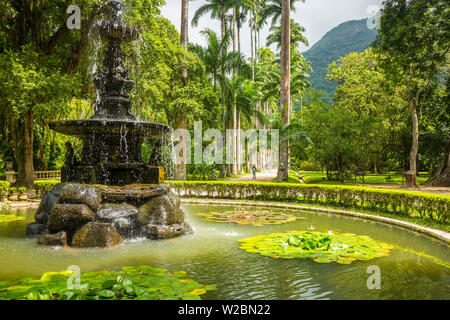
[109,0,124,22]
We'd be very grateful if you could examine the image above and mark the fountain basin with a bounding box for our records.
[50,119,171,138]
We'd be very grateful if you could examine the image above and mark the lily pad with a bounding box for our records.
[238,231,395,264]
[0,214,25,223]
[0,266,216,300]
[197,209,301,227]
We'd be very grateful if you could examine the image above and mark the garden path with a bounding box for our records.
[227,169,278,182]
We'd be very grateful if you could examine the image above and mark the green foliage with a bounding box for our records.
[0,266,216,300]
[0,214,25,223]
[8,187,16,194]
[17,187,27,194]
[169,181,450,224]
[266,19,308,50]
[33,181,60,198]
[238,231,395,264]
[0,181,10,198]
[302,49,410,178]
[197,208,300,226]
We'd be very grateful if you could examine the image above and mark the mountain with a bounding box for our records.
[303,19,378,104]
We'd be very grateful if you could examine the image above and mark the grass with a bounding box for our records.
[218,173,249,181]
[298,171,429,185]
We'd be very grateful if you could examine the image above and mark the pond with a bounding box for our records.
[0,204,448,300]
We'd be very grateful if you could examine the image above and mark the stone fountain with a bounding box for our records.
[26,0,192,247]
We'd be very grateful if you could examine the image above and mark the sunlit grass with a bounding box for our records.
[298,171,429,185]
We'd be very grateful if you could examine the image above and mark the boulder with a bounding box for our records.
[96,204,138,238]
[137,194,183,226]
[142,222,193,240]
[96,203,138,221]
[26,222,48,236]
[58,184,102,211]
[37,231,68,246]
[34,191,58,224]
[47,204,95,234]
[50,183,69,197]
[71,222,123,248]
[167,192,180,211]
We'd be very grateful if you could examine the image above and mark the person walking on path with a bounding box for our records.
[252,165,257,181]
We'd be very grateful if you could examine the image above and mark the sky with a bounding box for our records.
[161,0,384,56]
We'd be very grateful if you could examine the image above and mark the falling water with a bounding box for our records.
[161,134,176,181]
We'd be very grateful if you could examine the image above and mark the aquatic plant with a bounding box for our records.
[197,209,301,227]
[0,214,25,223]
[0,266,215,300]
[238,231,395,264]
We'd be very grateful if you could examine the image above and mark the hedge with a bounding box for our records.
[168,181,450,224]
[0,181,10,198]
[34,180,60,198]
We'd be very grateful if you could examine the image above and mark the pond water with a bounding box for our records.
[0,204,449,300]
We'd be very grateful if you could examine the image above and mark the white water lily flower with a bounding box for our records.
[309,225,315,230]
[332,246,339,251]
[342,244,348,249]
[328,230,333,235]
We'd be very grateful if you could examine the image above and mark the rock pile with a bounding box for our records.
[26,183,192,248]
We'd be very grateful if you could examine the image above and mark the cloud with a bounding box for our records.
[161,0,383,55]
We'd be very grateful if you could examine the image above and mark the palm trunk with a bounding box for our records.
[250,21,254,82]
[277,0,291,183]
[219,8,227,178]
[237,111,243,174]
[176,0,189,181]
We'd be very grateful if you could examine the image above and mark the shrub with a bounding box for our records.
[18,187,27,194]
[0,181,10,199]
[168,181,450,224]
[9,187,17,194]
[34,180,60,198]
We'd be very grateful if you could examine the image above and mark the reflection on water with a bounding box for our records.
[0,204,448,300]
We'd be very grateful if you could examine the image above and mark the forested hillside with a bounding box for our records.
[303,19,378,103]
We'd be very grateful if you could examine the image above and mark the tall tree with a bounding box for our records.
[266,19,308,50]
[191,0,232,39]
[175,0,190,181]
[374,0,450,187]
[260,0,301,26]
[277,0,291,182]
[0,0,100,187]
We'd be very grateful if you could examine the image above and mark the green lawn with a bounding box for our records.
[298,171,429,186]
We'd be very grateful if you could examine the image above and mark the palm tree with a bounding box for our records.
[176,0,190,181]
[278,0,291,182]
[266,19,309,50]
[225,75,264,172]
[190,29,248,176]
[260,0,302,27]
[191,0,233,39]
